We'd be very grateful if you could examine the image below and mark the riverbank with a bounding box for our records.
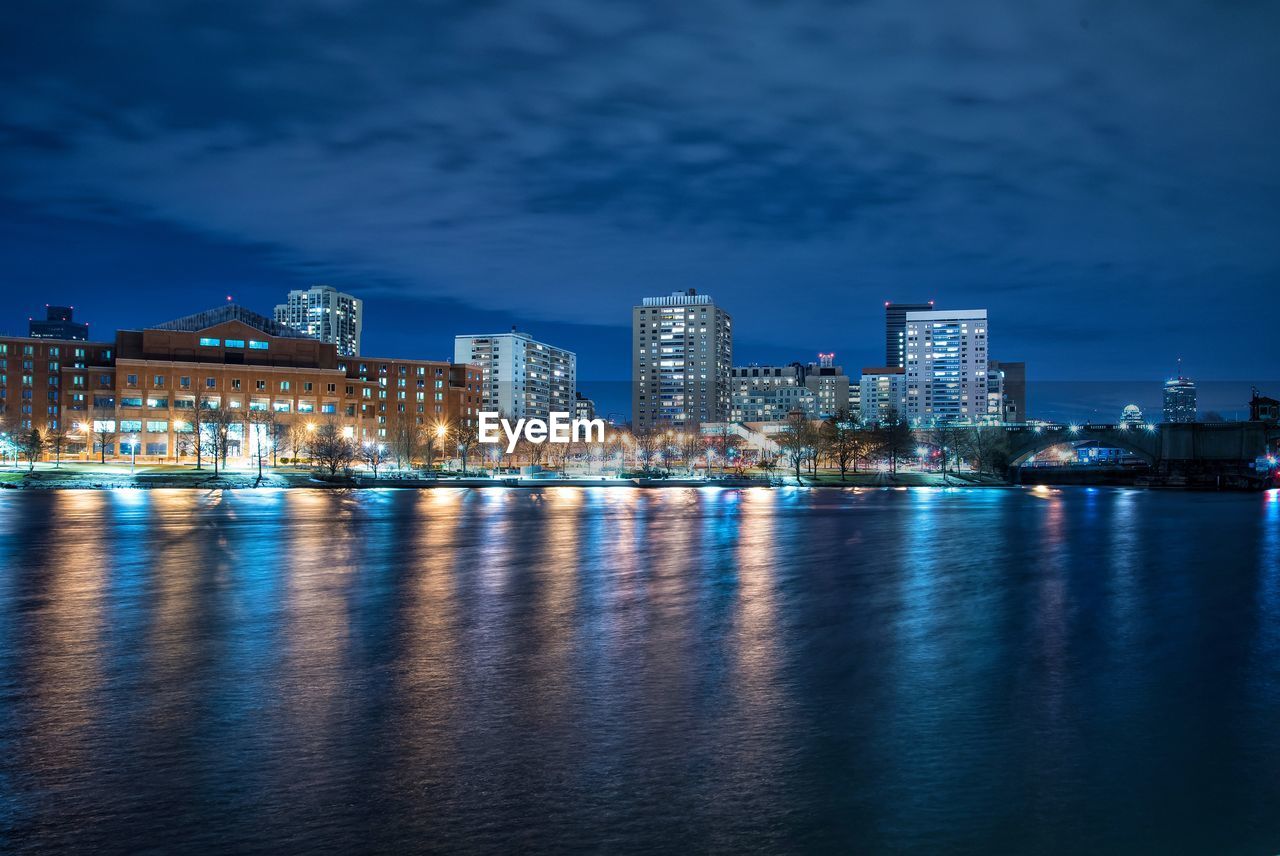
[0,463,1009,490]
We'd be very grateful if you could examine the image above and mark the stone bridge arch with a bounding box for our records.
[1005,425,1161,468]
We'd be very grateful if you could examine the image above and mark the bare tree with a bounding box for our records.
[632,429,662,473]
[708,423,743,475]
[204,404,239,476]
[822,409,864,482]
[246,408,274,479]
[190,391,207,470]
[546,433,573,473]
[268,412,288,467]
[175,422,196,461]
[287,422,311,465]
[46,426,69,468]
[925,423,968,481]
[604,429,629,474]
[308,420,356,476]
[967,426,1012,476]
[516,436,546,468]
[678,431,703,476]
[874,412,914,476]
[387,414,420,470]
[89,406,117,464]
[358,439,389,477]
[454,422,478,476]
[777,412,814,482]
[424,421,449,471]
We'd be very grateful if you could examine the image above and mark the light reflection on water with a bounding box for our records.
[0,487,1278,853]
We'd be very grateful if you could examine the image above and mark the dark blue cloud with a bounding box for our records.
[1,0,1278,420]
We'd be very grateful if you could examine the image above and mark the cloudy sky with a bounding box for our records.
[2,0,1277,416]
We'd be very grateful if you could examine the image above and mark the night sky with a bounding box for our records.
[2,1,1278,420]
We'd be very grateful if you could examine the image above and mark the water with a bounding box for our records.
[1,487,1278,854]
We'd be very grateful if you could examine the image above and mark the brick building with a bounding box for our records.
[1,305,480,464]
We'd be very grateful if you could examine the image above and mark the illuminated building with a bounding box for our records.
[1162,375,1197,424]
[858,367,905,425]
[0,335,114,433]
[274,284,363,357]
[1121,404,1145,426]
[573,391,595,421]
[884,301,934,368]
[4,304,478,461]
[988,359,1026,423]
[903,308,990,425]
[454,327,576,420]
[632,289,732,431]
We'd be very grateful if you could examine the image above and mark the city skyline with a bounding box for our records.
[2,1,1278,404]
[2,290,1269,425]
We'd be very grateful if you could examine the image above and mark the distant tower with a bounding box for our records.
[632,289,733,430]
[274,285,363,356]
[884,301,934,368]
[903,308,989,425]
[454,328,577,421]
[1162,359,1196,423]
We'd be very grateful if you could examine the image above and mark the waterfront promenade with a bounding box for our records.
[0,461,1001,490]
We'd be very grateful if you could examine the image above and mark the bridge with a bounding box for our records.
[1004,421,1280,486]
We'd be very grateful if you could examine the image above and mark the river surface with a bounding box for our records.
[1,487,1278,854]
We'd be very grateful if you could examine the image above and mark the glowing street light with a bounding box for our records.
[129,433,139,473]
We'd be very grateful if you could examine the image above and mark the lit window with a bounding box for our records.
[199,338,220,347]
[248,340,268,350]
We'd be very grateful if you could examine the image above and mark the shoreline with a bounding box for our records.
[3,466,1269,491]
[0,467,1006,490]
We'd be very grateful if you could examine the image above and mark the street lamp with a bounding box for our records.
[130,433,138,473]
